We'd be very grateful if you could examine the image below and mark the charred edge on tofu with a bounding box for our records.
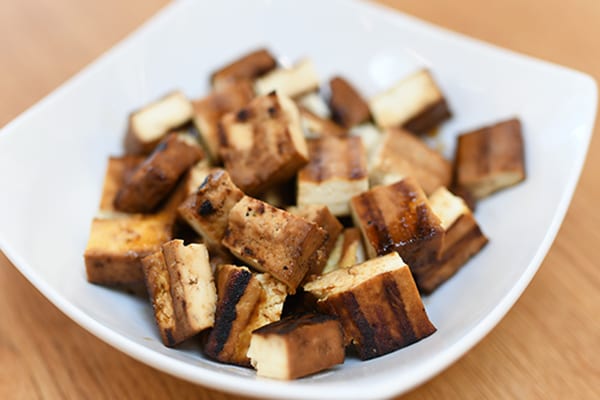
[355,193,394,255]
[381,276,417,345]
[339,292,378,355]
[198,200,215,216]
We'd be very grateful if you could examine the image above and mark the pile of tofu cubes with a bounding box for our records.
[84,48,525,379]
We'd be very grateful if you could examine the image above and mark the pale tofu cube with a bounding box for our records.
[254,59,320,99]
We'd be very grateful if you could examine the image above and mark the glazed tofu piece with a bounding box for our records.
[247,313,345,380]
[369,69,451,134]
[297,136,368,216]
[304,252,436,360]
[97,156,145,216]
[254,59,320,99]
[84,215,173,287]
[288,205,343,277]
[299,107,347,138]
[125,91,194,155]
[219,92,308,195]
[370,128,452,194]
[222,196,327,292]
[178,169,244,247]
[350,178,444,273]
[211,48,277,90]
[192,80,255,162]
[417,187,488,293]
[142,240,217,346]
[114,132,204,213]
[454,118,525,199]
[204,265,287,366]
[329,76,370,128]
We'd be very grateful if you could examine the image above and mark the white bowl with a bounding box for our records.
[0,0,596,399]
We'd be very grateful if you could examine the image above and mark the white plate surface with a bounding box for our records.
[0,0,596,399]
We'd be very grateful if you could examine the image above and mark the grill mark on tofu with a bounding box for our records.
[341,292,378,357]
[356,192,393,256]
[303,136,366,182]
[382,275,417,344]
[198,200,215,216]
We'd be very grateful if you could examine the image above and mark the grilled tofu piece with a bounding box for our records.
[370,128,452,194]
[114,132,204,213]
[298,136,368,216]
[204,265,287,366]
[418,187,488,293]
[178,169,244,247]
[288,205,343,277]
[369,69,451,134]
[304,252,436,360]
[454,118,525,199]
[299,107,347,138]
[219,92,308,195]
[125,91,194,155]
[211,48,277,90]
[350,178,444,273]
[329,76,370,128]
[247,313,345,380]
[297,92,331,119]
[222,196,327,292]
[97,156,145,216]
[142,240,217,346]
[192,81,255,162]
[254,59,320,99]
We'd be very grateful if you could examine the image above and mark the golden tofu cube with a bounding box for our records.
[211,48,277,90]
[192,80,255,162]
[329,76,370,128]
[297,136,369,216]
[254,59,320,99]
[369,69,451,134]
[142,240,216,346]
[222,196,327,292]
[219,92,308,195]
[350,178,444,273]
[247,313,345,380]
[370,128,452,194]
[304,252,436,360]
[125,91,193,155]
[204,265,287,366]
[454,118,525,199]
[418,187,488,293]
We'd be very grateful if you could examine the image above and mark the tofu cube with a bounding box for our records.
[329,76,370,128]
[125,91,193,155]
[177,169,244,247]
[247,313,345,380]
[222,196,327,292]
[192,80,255,162]
[454,118,525,199]
[254,59,320,99]
[114,132,204,213]
[369,69,451,134]
[211,48,277,90]
[204,265,287,366]
[142,240,217,346]
[350,178,444,273]
[304,252,436,360]
[370,128,452,194]
[97,156,145,216]
[417,187,488,293]
[297,136,369,216]
[219,92,309,195]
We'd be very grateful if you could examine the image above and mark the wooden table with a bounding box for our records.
[1,1,598,398]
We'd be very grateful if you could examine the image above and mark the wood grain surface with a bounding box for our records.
[1,0,599,399]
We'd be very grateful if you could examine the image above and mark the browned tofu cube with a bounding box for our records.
[219,92,308,195]
[96,156,145,215]
[204,265,287,366]
[350,178,444,273]
[454,118,525,199]
[299,107,347,138]
[370,128,452,194]
[84,215,173,287]
[125,91,194,155]
[297,136,368,216]
[211,48,277,90]
[142,240,217,346]
[222,196,327,292]
[304,252,436,360]
[417,187,488,293]
[247,313,345,380]
[177,169,244,247]
[369,69,451,134]
[329,76,370,128]
[192,80,255,162]
[288,205,343,277]
[254,59,320,99]
[114,132,204,213]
